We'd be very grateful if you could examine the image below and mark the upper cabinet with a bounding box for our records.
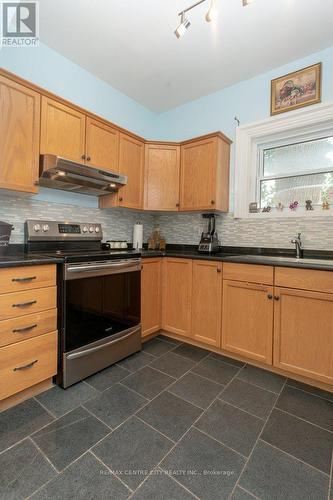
[40,97,86,163]
[0,75,40,193]
[144,143,180,211]
[85,118,119,171]
[180,133,230,212]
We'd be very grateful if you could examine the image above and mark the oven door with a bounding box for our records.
[61,258,141,387]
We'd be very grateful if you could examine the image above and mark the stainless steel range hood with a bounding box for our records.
[38,155,127,196]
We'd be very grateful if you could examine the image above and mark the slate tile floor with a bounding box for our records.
[0,334,332,499]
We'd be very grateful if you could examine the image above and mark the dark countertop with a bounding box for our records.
[141,246,333,271]
[0,252,63,268]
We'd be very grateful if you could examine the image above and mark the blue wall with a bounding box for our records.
[156,45,333,142]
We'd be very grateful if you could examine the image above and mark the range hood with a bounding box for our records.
[38,155,127,196]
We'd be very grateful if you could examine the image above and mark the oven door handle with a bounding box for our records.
[66,327,141,360]
[66,259,141,274]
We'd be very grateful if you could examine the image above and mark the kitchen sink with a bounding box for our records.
[226,254,333,267]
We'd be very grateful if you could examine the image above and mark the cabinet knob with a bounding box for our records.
[217,268,222,273]
[86,156,91,161]
[274,296,280,301]
[176,203,180,207]
[211,200,215,205]
[81,154,86,160]
[267,294,273,300]
[119,197,123,202]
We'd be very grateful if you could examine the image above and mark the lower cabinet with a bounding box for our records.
[161,258,192,337]
[141,258,162,338]
[191,260,222,347]
[273,287,333,385]
[221,280,274,365]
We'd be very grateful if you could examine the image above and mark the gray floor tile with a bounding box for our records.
[121,366,175,399]
[150,352,195,378]
[157,333,183,345]
[192,357,240,385]
[117,350,155,372]
[195,400,264,457]
[142,338,176,357]
[31,406,109,471]
[85,364,131,392]
[31,452,129,500]
[276,385,333,432]
[172,343,210,362]
[131,470,195,499]
[168,372,222,409]
[161,427,245,500]
[35,382,99,418]
[230,486,257,499]
[220,379,277,420]
[287,378,333,403]
[137,391,202,441]
[262,408,333,474]
[0,438,56,500]
[93,416,173,490]
[209,352,245,368]
[240,440,329,500]
[83,383,147,428]
[0,399,53,453]
[237,365,286,394]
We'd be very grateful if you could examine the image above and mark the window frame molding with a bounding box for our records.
[234,102,333,219]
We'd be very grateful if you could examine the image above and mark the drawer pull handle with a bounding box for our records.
[12,276,37,283]
[13,324,38,333]
[12,300,37,308]
[13,360,38,371]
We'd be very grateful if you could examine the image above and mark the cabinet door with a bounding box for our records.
[141,258,161,338]
[192,260,222,347]
[86,117,119,171]
[221,280,273,364]
[180,137,217,211]
[274,287,333,385]
[144,144,180,211]
[162,258,192,337]
[0,76,40,193]
[40,97,86,162]
[118,133,144,209]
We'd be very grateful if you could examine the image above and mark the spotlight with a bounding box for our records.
[242,0,254,6]
[175,13,191,38]
[205,0,217,22]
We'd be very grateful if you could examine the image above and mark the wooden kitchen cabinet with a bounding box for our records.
[180,133,230,211]
[221,280,274,364]
[162,258,192,337]
[191,260,222,347]
[144,144,180,211]
[141,258,162,337]
[85,117,119,171]
[273,287,333,385]
[0,75,40,193]
[40,96,86,163]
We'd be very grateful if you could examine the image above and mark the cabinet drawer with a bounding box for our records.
[0,331,58,400]
[223,263,274,285]
[275,267,333,293]
[0,265,56,294]
[0,309,57,347]
[0,287,57,321]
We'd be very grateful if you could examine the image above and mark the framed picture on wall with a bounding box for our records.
[271,63,321,115]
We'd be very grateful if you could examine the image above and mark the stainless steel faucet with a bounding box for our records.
[291,232,302,259]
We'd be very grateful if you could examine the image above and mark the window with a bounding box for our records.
[259,136,333,209]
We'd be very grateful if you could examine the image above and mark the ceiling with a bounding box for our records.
[39,0,333,112]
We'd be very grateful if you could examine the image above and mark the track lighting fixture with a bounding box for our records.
[175,0,252,38]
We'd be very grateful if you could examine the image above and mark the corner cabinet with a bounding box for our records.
[141,258,162,337]
[191,260,222,347]
[180,133,230,212]
[40,97,86,163]
[161,258,192,337]
[0,75,40,193]
[144,144,180,211]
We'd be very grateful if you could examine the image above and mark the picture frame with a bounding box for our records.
[271,62,321,116]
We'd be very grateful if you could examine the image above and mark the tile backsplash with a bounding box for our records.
[155,212,333,250]
[1,195,155,244]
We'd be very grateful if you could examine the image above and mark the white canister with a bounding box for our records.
[133,222,143,250]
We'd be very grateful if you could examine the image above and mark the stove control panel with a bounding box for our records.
[25,220,103,241]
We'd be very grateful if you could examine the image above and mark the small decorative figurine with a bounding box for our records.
[262,205,272,213]
[249,202,259,213]
[289,201,299,211]
[322,200,330,210]
[305,200,314,211]
[277,202,284,212]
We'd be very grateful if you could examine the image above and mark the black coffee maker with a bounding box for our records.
[198,214,219,253]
